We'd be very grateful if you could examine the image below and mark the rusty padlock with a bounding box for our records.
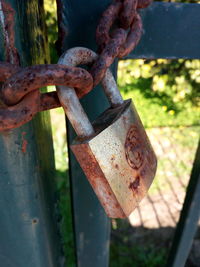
[56,47,157,218]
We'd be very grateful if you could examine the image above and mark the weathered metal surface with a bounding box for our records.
[119,0,137,29]
[57,48,96,137]
[91,0,150,86]
[0,91,61,131]
[0,61,93,131]
[91,28,127,86]
[129,2,200,59]
[57,47,123,138]
[71,142,126,218]
[0,0,63,266]
[58,86,95,138]
[137,0,152,9]
[166,140,200,267]
[0,0,19,64]
[1,64,93,105]
[71,99,157,218]
[39,91,60,112]
[101,68,123,107]
[95,1,121,50]
[0,62,20,80]
[0,90,40,131]
[118,13,142,58]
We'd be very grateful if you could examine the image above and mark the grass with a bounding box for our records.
[119,80,200,129]
[55,169,76,267]
[50,107,75,266]
[110,242,167,267]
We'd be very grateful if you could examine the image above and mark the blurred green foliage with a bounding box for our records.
[44,0,58,63]
[110,241,167,267]
[118,59,200,127]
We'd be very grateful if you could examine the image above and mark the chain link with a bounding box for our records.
[91,0,152,86]
[0,0,152,131]
[0,63,93,131]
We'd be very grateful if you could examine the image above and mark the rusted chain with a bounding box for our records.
[90,0,152,86]
[0,63,93,131]
[91,28,127,87]
[96,2,121,51]
[0,91,40,131]
[119,0,137,29]
[137,0,152,9]
[118,13,142,58]
[1,64,93,106]
[0,62,20,81]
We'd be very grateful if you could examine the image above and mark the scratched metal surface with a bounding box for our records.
[0,1,62,267]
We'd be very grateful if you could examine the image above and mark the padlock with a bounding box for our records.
[56,47,157,218]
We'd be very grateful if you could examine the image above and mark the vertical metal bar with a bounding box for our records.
[166,139,200,267]
[0,1,63,266]
[57,0,113,266]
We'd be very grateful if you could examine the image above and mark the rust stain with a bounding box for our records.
[118,13,142,58]
[122,115,128,127]
[119,0,137,29]
[32,218,38,225]
[125,125,144,170]
[0,62,20,81]
[0,0,19,65]
[137,0,153,9]
[1,64,93,106]
[0,90,40,131]
[21,131,28,153]
[115,164,119,170]
[71,143,126,218]
[92,0,151,86]
[91,28,127,87]
[111,155,115,161]
[129,176,140,191]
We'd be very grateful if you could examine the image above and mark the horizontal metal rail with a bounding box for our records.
[128,2,200,59]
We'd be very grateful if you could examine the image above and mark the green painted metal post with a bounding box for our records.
[0,1,63,266]
[57,0,113,266]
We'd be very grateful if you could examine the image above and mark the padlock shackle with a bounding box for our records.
[56,47,123,138]
[58,47,123,107]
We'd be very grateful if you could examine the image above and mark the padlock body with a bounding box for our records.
[71,99,157,218]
